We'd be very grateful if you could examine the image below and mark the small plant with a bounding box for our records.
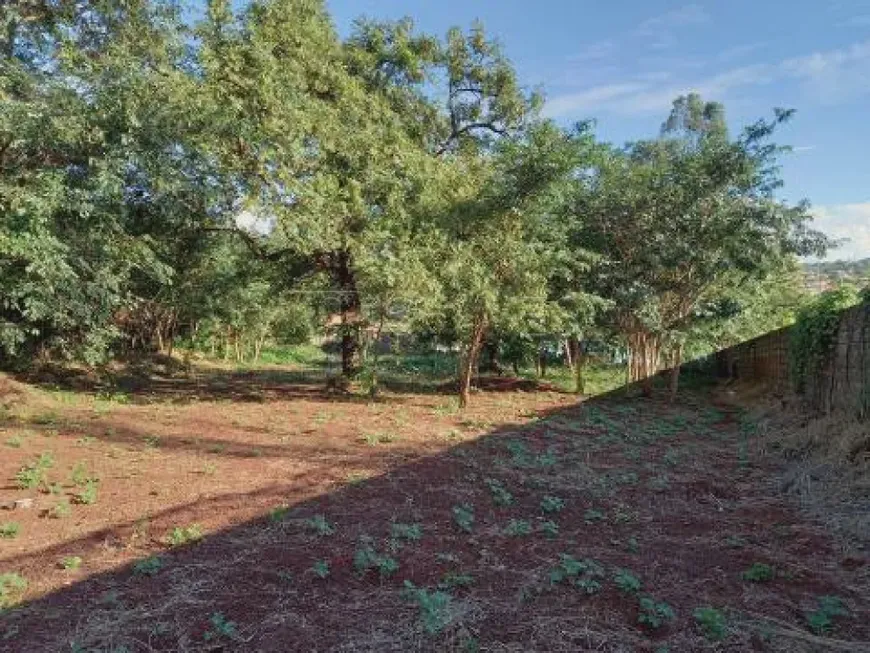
[133,555,163,577]
[14,452,54,490]
[60,556,82,571]
[638,595,675,629]
[167,524,203,547]
[203,612,238,642]
[742,562,774,583]
[305,514,335,537]
[484,478,513,506]
[143,435,161,449]
[74,479,99,505]
[312,559,330,579]
[613,568,642,595]
[539,520,559,539]
[503,519,532,537]
[49,498,71,519]
[549,555,605,594]
[452,504,474,533]
[694,606,727,641]
[202,462,217,476]
[583,508,605,524]
[0,523,20,539]
[4,435,22,448]
[438,572,474,590]
[269,505,289,522]
[390,522,422,542]
[353,537,399,577]
[403,581,453,635]
[70,462,90,486]
[540,495,565,514]
[806,595,848,634]
[0,573,27,609]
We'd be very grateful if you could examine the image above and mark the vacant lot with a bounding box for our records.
[1,366,868,652]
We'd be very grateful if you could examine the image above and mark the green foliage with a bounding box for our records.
[0,523,19,539]
[390,522,423,542]
[304,515,336,537]
[484,478,513,506]
[203,613,238,642]
[312,560,330,579]
[694,606,727,641]
[73,480,99,505]
[452,504,475,533]
[548,554,605,594]
[403,581,454,635]
[790,285,862,392]
[353,537,399,577]
[806,595,848,634]
[49,498,71,519]
[638,595,676,629]
[540,495,566,514]
[133,556,164,577]
[613,568,642,595]
[60,556,82,571]
[502,519,532,537]
[167,524,203,547]
[0,573,27,610]
[742,562,775,583]
[538,520,559,539]
[14,452,54,489]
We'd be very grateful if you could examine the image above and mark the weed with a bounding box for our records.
[143,435,161,449]
[742,562,774,583]
[305,514,336,537]
[60,556,82,571]
[203,612,237,642]
[626,536,639,554]
[133,555,163,576]
[15,452,54,490]
[31,411,58,425]
[694,606,727,641]
[583,508,606,524]
[353,537,399,577]
[403,581,453,635]
[74,479,99,505]
[390,522,422,542]
[452,504,475,533]
[0,523,19,539]
[539,519,559,539]
[48,482,62,495]
[70,462,89,486]
[49,498,71,519]
[548,554,605,594]
[312,560,330,579]
[4,436,22,448]
[613,568,642,595]
[439,572,474,590]
[269,505,290,522]
[361,432,395,446]
[540,495,565,514]
[503,519,532,537]
[167,524,203,547]
[806,595,848,634]
[638,596,675,629]
[0,573,27,609]
[202,462,217,475]
[484,478,513,506]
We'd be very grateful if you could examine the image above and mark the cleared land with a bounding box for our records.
[0,365,868,652]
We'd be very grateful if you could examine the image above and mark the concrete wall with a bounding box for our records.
[716,301,870,417]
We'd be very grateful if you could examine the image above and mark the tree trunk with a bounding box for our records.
[668,343,683,402]
[563,339,573,370]
[567,337,585,394]
[482,339,502,375]
[333,250,361,380]
[458,316,488,409]
[538,346,548,378]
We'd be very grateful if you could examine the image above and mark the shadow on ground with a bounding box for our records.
[1,381,869,653]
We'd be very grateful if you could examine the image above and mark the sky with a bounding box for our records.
[324,0,870,261]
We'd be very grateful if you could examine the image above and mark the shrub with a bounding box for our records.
[403,581,453,635]
[0,573,27,609]
[694,606,727,641]
[540,495,565,514]
[14,452,54,490]
[452,504,474,533]
[390,522,422,542]
[304,514,335,537]
[133,555,163,577]
[613,568,642,595]
[167,524,203,547]
[742,562,774,583]
[806,595,848,634]
[0,523,20,539]
[638,595,675,629]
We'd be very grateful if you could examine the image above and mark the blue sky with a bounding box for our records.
[325,1,870,260]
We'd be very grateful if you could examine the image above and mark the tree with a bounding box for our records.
[574,94,829,397]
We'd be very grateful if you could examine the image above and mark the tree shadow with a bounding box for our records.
[2,382,868,652]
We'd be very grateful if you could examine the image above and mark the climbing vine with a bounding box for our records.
[789,285,862,394]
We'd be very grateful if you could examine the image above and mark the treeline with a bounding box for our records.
[1,0,829,406]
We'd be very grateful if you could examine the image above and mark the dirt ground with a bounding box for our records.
[0,367,868,652]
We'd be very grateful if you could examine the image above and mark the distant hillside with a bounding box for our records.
[802,258,870,294]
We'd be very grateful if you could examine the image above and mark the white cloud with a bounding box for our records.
[811,202,870,261]
[544,39,870,118]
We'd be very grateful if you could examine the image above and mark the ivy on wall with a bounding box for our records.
[789,285,862,394]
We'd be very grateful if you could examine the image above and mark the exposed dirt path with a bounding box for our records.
[1,375,868,651]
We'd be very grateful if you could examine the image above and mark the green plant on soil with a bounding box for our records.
[167,524,203,547]
[60,556,82,571]
[15,452,54,490]
[742,562,774,582]
[613,568,642,594]
[503,519,532,537]
[638,595,676,629]
[694,606,727,641]
[0,523,20,539]
[403,581,454,635]
[74,479,99,505]
[390,522,422,542]
[312,560,330,579]
[538,519,559,539]
[304,514,335,537]
[484,478,513,506]
[0,573,27,610]
[548,555,606,594]
[49,499,71,519]
[452,504,475,533]
[806,595,848,634]
[203,612,238,642]
[438,572,474,590]
[540,495,565,514]
[353,537,399,577]
[133,555,164,577]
